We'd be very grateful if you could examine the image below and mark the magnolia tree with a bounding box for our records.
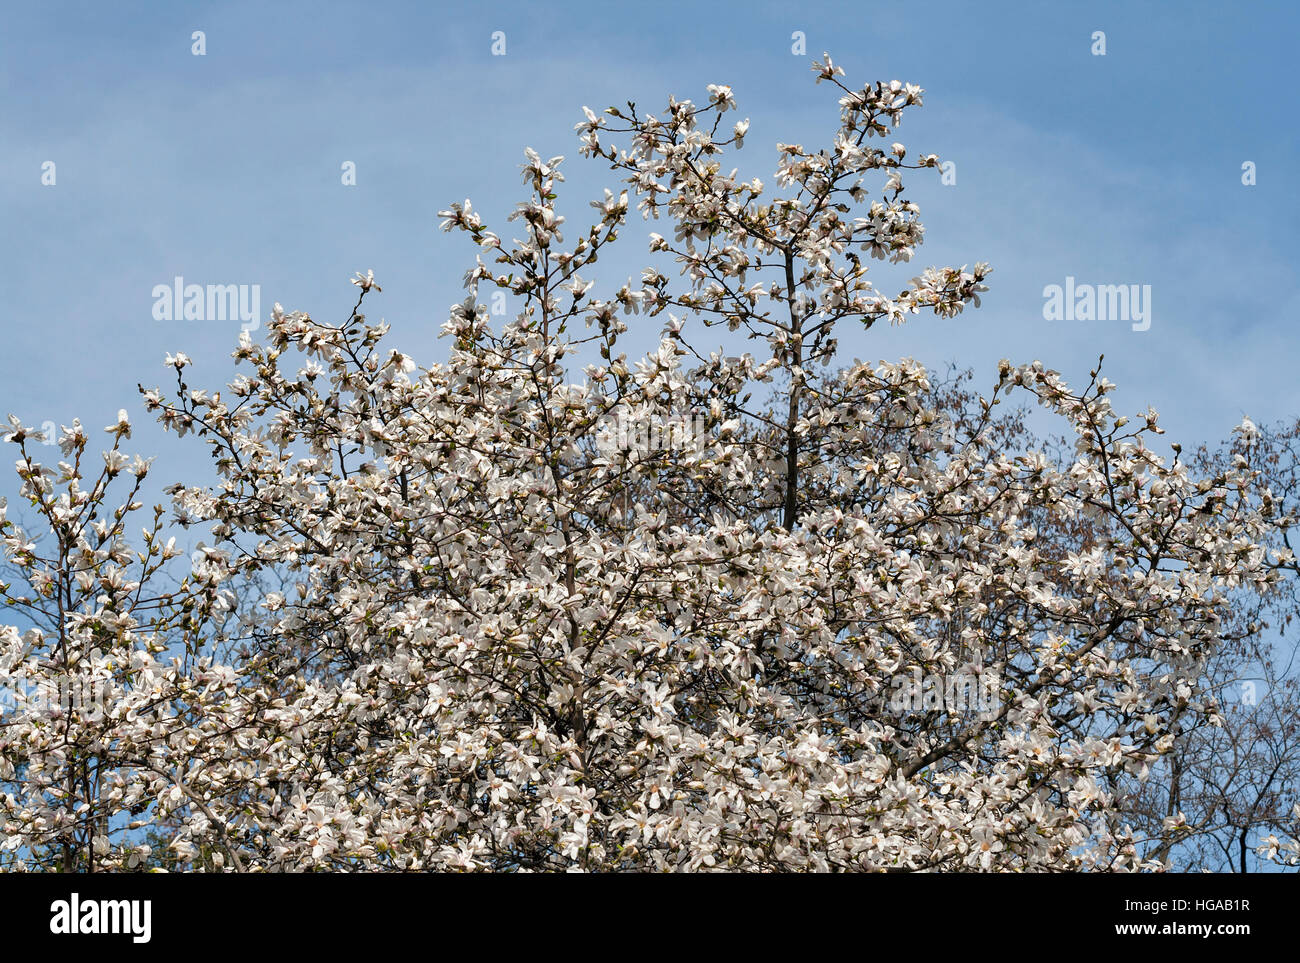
[0,416,219,870]
[966,418,1300,871]
[0,57,1289,871]
[1123,420,1300,871]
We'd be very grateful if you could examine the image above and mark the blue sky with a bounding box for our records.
[3,0,1299,508]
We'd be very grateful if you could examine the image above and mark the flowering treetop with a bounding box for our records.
[0,56,1286,872]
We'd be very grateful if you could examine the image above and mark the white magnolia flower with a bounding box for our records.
[351,269,382,293]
